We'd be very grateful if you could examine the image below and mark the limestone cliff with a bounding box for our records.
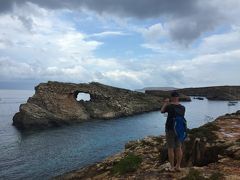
[13,81,163,130]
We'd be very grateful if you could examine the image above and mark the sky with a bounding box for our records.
[0,0,240,90]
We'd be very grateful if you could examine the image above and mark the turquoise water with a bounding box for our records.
[0,90,239,179]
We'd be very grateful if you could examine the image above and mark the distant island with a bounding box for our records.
[135,87,178,92]
[142,86,240,101]
[145,90,191,102]
[178,86,240,101]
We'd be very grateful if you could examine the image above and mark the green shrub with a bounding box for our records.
[181,168,206,180]
[209,172,224,180]
[111,153,142,175]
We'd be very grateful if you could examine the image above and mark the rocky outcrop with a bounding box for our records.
[13,81,163,130]
[177,86,240,101]
[145,90,191,102]
[55,111,240,180]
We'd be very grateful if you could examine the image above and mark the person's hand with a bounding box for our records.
[160,98,169,113]
[164,98,170,103]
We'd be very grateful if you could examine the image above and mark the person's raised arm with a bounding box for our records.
[161,98,170,113]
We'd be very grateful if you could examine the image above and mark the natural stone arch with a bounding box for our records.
[74,91,91,102]
[12,81,163,130]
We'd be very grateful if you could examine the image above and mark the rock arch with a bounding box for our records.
[74,91,91,102]
[13,81,163,130]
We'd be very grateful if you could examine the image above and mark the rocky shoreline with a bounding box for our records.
[13,81,163,130]
[55,111,240,180]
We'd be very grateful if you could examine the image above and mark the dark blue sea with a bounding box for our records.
[0,89,239,179]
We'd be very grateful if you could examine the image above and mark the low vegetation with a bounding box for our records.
[181,168,206,180]
[209,172,224,180]
[182,168,224,180]
[111,153,142,175]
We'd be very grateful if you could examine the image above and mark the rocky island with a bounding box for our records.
[145,90,191,102]
[178,86,240,101]
[55,111,240,180]
[144,86,240,101]
[13,81,163,130]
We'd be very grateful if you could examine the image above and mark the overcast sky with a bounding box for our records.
[0,0,240,90]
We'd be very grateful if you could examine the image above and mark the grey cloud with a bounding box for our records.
[17,15,34,30]
[167,6,225,44]
[0,0,15,13]
[0,0,201,18]
[76,0,197,18]
[0,0,234,43]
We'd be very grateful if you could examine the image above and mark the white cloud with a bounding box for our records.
[0,57,35,79]
[138,23,167,43]
[56,32,102,57]
[198,26,240,54]
[0,2,103,70]
[156,49,240,87]
[0,1,240,90]
[90,31,128,38]
[103,70,146,83]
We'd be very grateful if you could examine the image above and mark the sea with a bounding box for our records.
[0,89,239,179]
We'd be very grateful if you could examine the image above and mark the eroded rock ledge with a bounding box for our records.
[13,81,162,130]
[55,111,240,180]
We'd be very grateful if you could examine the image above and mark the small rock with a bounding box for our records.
[157,162,171,172]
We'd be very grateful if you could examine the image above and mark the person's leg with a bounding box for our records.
[166,130,175,170]
[168,148,174,168]
[175,145,183,170]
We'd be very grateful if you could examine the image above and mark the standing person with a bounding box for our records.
[161,91,185,172]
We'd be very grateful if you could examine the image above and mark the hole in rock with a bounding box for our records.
[74,91,91,102]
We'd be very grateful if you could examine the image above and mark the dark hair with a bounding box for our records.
[171,91,179,97]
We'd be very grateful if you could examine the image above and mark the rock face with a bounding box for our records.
[145,90,191,102]
[55,111,240,180]
[177,86,240,100]
[13,81,163,130]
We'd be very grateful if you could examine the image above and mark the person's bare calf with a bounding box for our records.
[175,146,183,171]
[168,148,175,170]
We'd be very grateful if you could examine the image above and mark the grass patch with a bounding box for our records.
[111,153,142,175]
[181,168,206,180]
[209,172,224,180]
[182,169,224,180]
